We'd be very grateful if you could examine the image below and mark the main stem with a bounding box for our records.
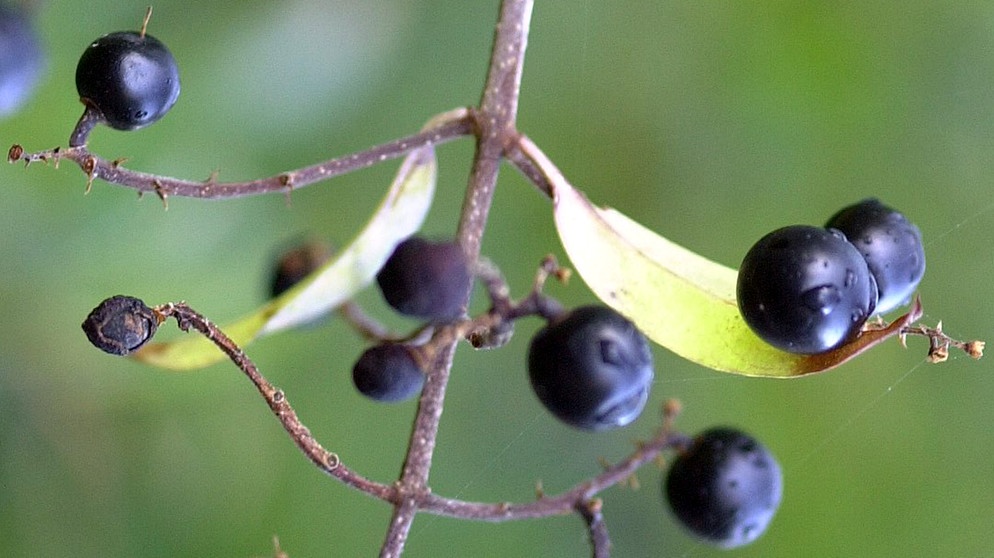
[380,1,533,556]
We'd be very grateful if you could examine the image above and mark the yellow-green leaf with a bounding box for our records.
[552,179,920,377]
[134,146,437,370]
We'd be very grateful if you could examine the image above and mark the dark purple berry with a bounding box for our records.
[376,237,471,322]
[352,344,425,403]
[826,198,925,314]
[75,30,180,130]
[82,295,158,356]
[528,305,654,431]
[0,4,45,117]
[737,225,878,354]
[665,427,783,549]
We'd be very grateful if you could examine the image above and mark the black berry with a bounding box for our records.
[269,242,329,298]
[528,305,654,431]
[0,4,44,117]
[825,198,925,315]
[375,237,471,322]
[665,427,783,549]
[737,225,878,354]
[82,295,158,356]
[352,344,425,403]
[75,30,180,131]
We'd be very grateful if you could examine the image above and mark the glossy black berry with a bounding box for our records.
[665,427,783,549]
[376,237,471,322]
[82,295,158,356]
[352,344,425,403]
[0,4,45,116]
[528,305,654,431]
[825,198,925,315]
[75,30,180,131]
[737,225,878,354]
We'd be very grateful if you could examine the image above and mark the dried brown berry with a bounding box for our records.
[82,295,158,355]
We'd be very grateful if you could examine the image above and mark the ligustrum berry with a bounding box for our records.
[82,295,158,356]
[375,236,472,322]
[665,427,783,549]
[825,198,925,315]
[737,225,878,354]
[352,344,425,403]
[269,241,330,298]
[75,30,180,130]
[528,305,654,431]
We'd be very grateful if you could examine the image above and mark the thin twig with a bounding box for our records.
[578,499,611,558]
[899,321,985,362]
[10,110,475,200]
[151,301,396,502]
[413,414,691,522]
[380,1,534,556]
[337,301,402,343]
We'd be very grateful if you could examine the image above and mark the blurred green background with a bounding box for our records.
[2,0,993,556]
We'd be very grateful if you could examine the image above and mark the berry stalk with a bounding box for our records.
[9,112,474,199]
[382,1,534,555]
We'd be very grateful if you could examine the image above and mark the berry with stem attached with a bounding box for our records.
[825,198,925,315]
[528,305,654,431]
[665,427,783,549]
[737,225,878,354]
[82,295,158,356]
[74,22,180,133]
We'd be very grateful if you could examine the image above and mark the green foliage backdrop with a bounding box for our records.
[2,1,992,556]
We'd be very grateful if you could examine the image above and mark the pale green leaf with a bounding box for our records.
[552,179,919,378]
[134,146,437,370]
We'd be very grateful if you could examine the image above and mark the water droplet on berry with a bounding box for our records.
[801,285,840,316]
[844,269,856,288]
[851,308,866,323]
[600,338,623,365]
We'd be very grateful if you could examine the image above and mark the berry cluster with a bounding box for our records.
[368,236,658,430]
[80,289,783,549]
[29,6,984,557]
[737,199,924,354]
[349,236,472,402]
[53,9,880,553]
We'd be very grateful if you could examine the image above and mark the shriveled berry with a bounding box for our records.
[0,4,45,117]
[528,305,654,431]
[737,225,878,354]
[665,427,783,549]
[82,295,158,355]
[75,30,180,130]
[825,198,925,314]
[269,242,330,298]
[376,237,471,322]
[352,344,425,403]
